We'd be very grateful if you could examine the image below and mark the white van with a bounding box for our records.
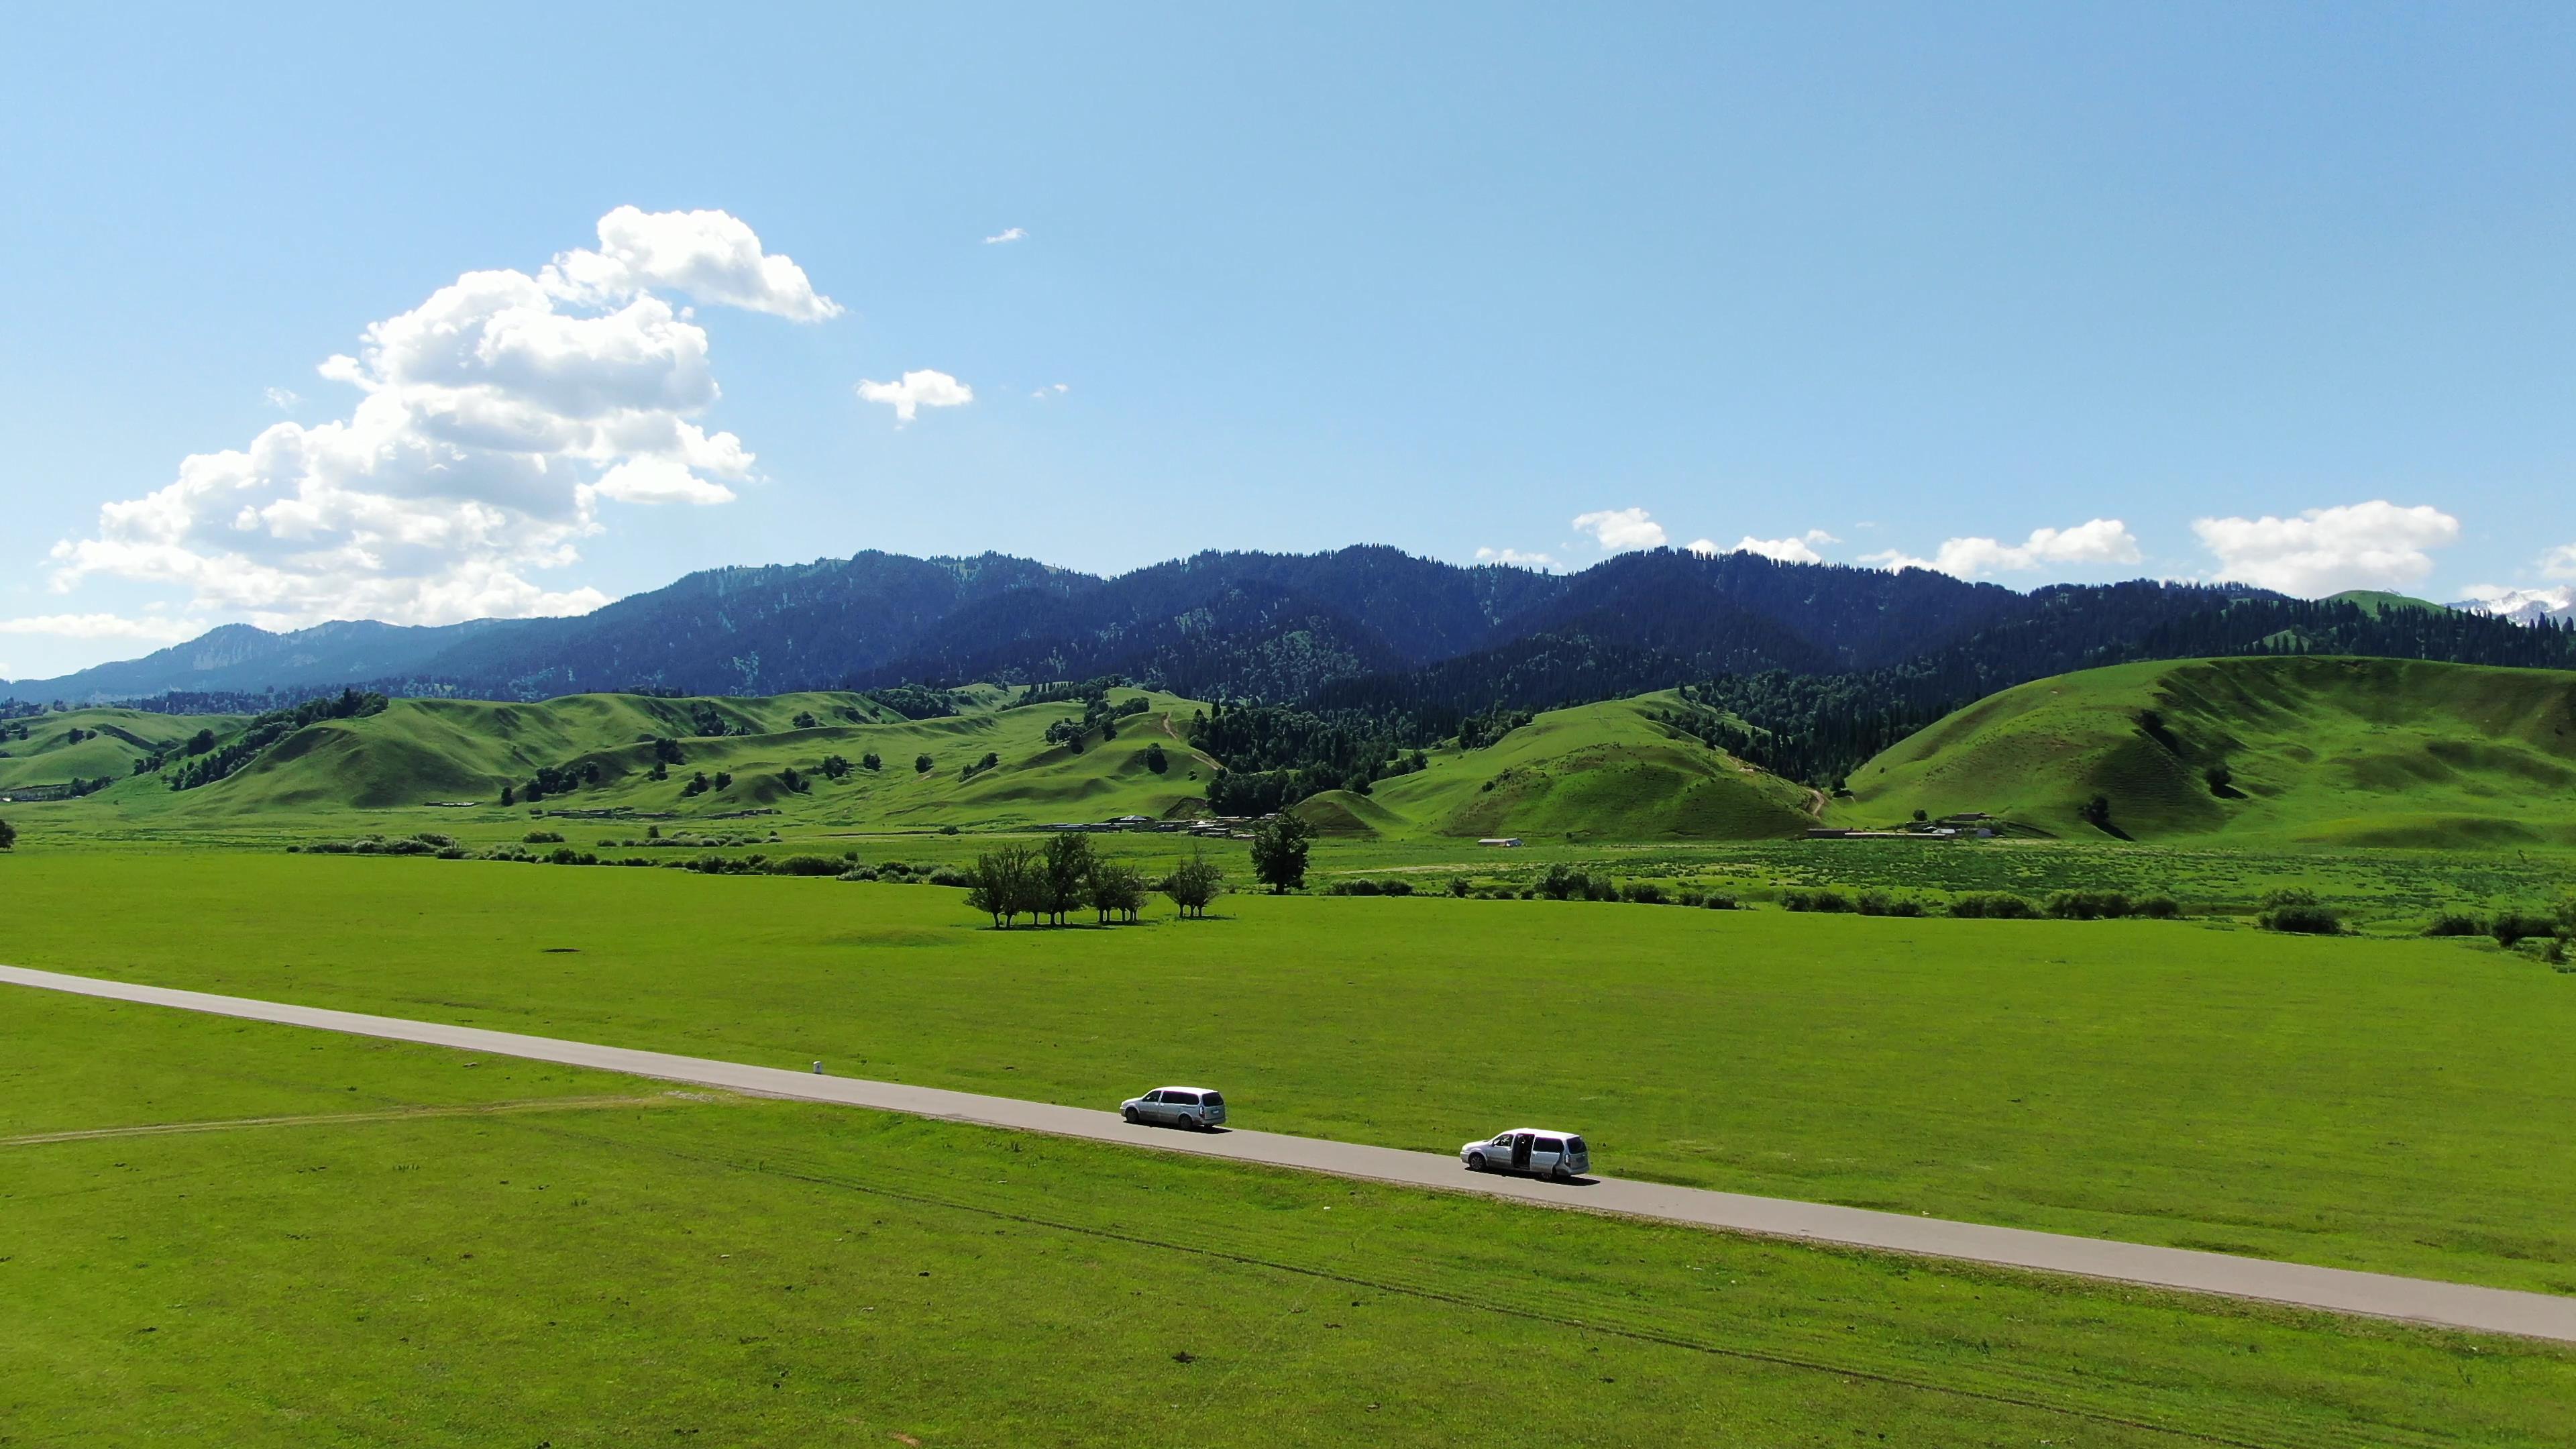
[1121,1086,1228,1130]
[1460,1128,1589,1180]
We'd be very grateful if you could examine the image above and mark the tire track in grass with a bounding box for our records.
[537,1121,2440,1449]
[0,1094,688,1148]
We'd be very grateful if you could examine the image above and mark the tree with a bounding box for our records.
[713,771,733,790]
[861,752,883,771]
[185,729,216,756]
[2204,761,2235,796]
[914,753,934,773]
[1041,833,1095,925]
[1088,861,1146,924]
[792,711,819,729]
[0,818,15,850]
[1161,849,1226,918]
[967,843,1042,928]
[1144,742,1169,775]
[500,783,516,806]
[1249,812,1313,894]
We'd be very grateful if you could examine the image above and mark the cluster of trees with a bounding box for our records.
[965,835,1189,927]
[0,818,18,849]
[674,770,736,798]
[868,685,963,720]
[1190,700,1420,812]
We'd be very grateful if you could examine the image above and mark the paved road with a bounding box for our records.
[9,962,2573,1344]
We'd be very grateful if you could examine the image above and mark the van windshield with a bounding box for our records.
[1200,1093,1224,1106]
[1566,1136,1588,1155]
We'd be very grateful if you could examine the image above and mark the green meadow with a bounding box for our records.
[6,851,2571,1296]
[7,986,2572,1447]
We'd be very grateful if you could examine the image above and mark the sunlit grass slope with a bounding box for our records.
[1847,655,2576,845]
[1304,692,1815,841]
[115,688,1223,828]
[0,705,244,791]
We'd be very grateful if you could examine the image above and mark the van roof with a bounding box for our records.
[1159,1085,1218,1093]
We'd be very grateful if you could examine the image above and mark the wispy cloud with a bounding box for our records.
[1031,382,1069,399]
[983,227,1028,245]
[263,386,300,410]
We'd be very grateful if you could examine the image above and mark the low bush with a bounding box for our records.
[926,867,971,888]
[1949,893,2039,920]
[524,830,565,845]
[2137,896,2184,920]
[2047,891,2134,921]
[1700,892,1739,910]
[1855,891,1925,918]
[2422,912,2485,938]
[1623,881,1668,906]
[1379,879,1413,897]
[2257,889,2341,936]
[836,867,877,882]
[768,854,845,877]
[1780,889,1854,914]
[2491,912,2561,947]
[413,832,457,849]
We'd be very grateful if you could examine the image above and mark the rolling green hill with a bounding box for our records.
[0,706,246,794]
[22,688,1221,830]
[1845,655,2576,846]
[1299,692,1818,840]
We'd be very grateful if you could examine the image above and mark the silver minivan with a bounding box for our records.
[1121,1085,1228,1130]
[1460,1128,1590,1180]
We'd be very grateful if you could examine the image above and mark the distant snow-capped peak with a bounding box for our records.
[2451,586,2576,625]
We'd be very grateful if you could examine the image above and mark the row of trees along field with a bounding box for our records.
[965,836,1216,928]
[963,816,1313,928]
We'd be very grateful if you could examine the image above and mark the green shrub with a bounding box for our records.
[1949,893,2038,920]
[1856,891,1925,918]
[1446,877,1472,898]
[926,867,971,888]
[836,867,877,882]
[2423,912,2485,938]
[1623,881,1667,905]
[525,830,565,845]
[2491,912,2560,947]
[768,854,845,877]
[2047,891,2134,921]
[1781,889,1854,914]
[1701,892,1739,910]
[2138,896,2183,920]
[413,833,457,849]
[2257,890,2341,936]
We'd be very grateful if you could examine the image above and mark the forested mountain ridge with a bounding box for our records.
[13,547,2575,790]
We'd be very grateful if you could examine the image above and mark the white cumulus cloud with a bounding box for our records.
[983,227,1028,245]
[1473,546,1559,570]
[2543,543,2576,580]
[0,613,207,644]
[2191,501,2459,596]
[1571,507,1667,553]
[1863,519,2141,579]
[264,387,300,410]
[47,207,828,631]
[1691,529,1838,565]
[541,205,840,321]
[857,369,975,425]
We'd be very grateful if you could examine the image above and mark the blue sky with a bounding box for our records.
[5,3,2573,678]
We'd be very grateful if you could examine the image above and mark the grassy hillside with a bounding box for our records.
[0,706,245,792]
[1302,692,1817,841]
[1847,655,2576,845]
[127,688,1222,828]
[2326,589,2451,616]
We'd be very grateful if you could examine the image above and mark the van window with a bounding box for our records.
[1142,1091,1165,1103]
[1566,1136,1588,1155]
[1493,1134,1513,1146]
[1165,1091,1199,1105]
[1200,1093,1224,1106]
[1536,1138,1564,1154]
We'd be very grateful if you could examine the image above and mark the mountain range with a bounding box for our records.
[11,547,2574,733]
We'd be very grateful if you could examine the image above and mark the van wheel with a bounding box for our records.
[1122,1106,1140,1124]
[1466,1152,1485,1173]
[1551,1164,1571,1183]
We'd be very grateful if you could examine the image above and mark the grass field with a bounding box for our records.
[5,851,2571,1298]
[7,985,2572,1447]
[1849,655,2576,846]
